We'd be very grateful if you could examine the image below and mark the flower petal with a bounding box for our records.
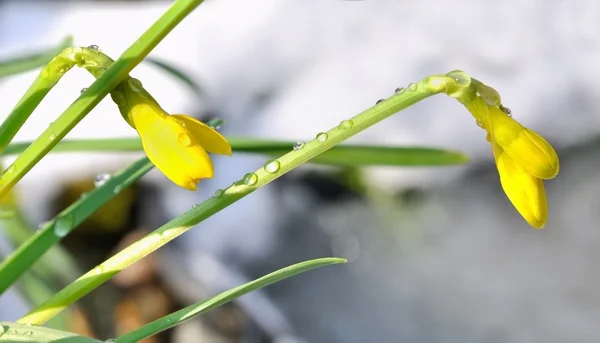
[492,142,548,229]
[133,110,214,190]
[489,107,559,179]
[172,114,232,156]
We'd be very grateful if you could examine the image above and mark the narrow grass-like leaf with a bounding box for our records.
[116,257,346,343]
[0,322,101,343]
[145,56,205,99]
[2,138,469,166]
[0,157,153,295]
[0,36,73,79]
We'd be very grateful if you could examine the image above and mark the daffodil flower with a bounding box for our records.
[460,79,559,228]
[111,77,231,190]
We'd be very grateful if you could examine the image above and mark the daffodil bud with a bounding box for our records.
[111,77,231,190]
[492,142,548,229]
[456,77,559,228]
[487,107,559,180]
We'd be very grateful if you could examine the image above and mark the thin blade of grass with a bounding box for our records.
[116,258,346,343]
[2,138,469,166]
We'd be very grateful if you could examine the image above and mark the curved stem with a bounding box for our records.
[17,71,471,325]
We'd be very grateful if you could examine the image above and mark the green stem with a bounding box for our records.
[0,0,205,199]
[17,71,471,325]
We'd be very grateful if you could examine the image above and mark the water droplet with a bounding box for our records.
[446,70,470,86]
[207,118,225,130]
[316,132,328,142]
[80,88,88,94]
[475,119,484,128]
[113,184,122,194]
[94,173,111,187]
[243,173,258,186]
[54,214,74,237]
[500,104,512,117]
[339,120,354,129]
[4,165,15,175]
[376,99,384,104]
[110,91,127,106]
[128,78,143,92]
[24,331,33,336]
[408,83,417,91]
[48,133,56,141]
[192,204,199,209]
[213,189,224,197]
[177,133,192,147]
[395,87,404,93]
[94,266,105,275]
[87,44,100,51]
[264,160,281,174]
[293,142,305,151]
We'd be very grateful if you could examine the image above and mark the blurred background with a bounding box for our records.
[1,0,600,342]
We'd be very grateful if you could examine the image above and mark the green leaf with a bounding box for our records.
[0,36,73,79]
[0,322,101,343]
[144,56,205,99]
[2,137,469,166]
[116,258,346,343]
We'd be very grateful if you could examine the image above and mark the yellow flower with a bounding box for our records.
[465,80,559,228]
[111,78,231,190]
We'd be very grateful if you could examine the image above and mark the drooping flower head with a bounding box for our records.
[455,77,559,228]
[111,77,231,190]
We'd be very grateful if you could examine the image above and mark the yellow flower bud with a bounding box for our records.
[113,78,231,190]
[487,107,559,180]
[492,142,548,229]
[458,78,559,228]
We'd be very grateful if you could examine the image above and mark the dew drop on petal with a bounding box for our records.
[293,142,305,151]
[178,133,192,147]
[376,99,384,104]
[243,172,258,186]
[395,87,404,93]
[94,173,111,187]
[339,120,354,129]
[48,133,56,141]
[80,88,88,94]
[264,160,281,174]
[87,44,100,51]
[113,184,122,194]
[316,132,328,142]
[408,83,417,91]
